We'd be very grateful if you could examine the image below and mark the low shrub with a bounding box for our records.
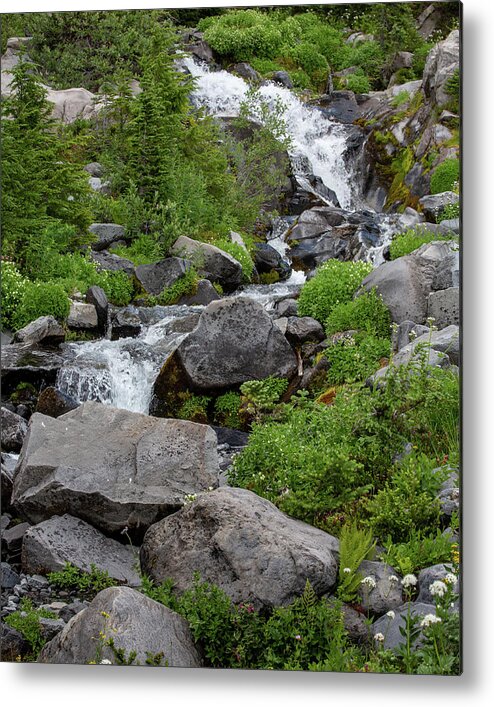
[12,280,71,330]
[240,376,288,422]
[214,391,243,429]
[325,289,391,339]
[47,562,118,599]
[1,261,28,330]
[430,158,460,195]
[336,522,376,603]
[345,71,371,94]
[5,598,57,659]
[177,394,212,424]
[391,90,410,108]
[324,333,391,385]
[382,528,456,576]
[389,228,453,260]
[297,260,372,324]
[154,268,199,305]
[213,238,254,282]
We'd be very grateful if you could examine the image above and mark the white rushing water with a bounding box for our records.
[183,57,360,210]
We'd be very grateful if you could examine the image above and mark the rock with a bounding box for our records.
[276,299,299,318]
[232,62,260,82]
[410,325,460,366]
[59,601,88,623]
[38,586,202,667]
[371,602,439,651]
[21,514,141,587]
[212,426,250,448]
[288,174,340,214]
[1,331,13,346]
[88,177,111,195]
[417,564,457,604]
[390,51,414,72]
[11,402,220,536]
[285,317,325,345]
[1,407,28,452]
[177,279,221,306]
[134,257,192,296]
[13,316,65,347]
[253,243,291,281]
[417,3,443,38]
[357,561,403,617]
[439,217,460,234]
[1,463,14,513]
[273,318,288,335]
[1,562,20,590]
[35,387,79,418]
[140,487,339,610]
[67,302,99,331]
[313,90,361,124]
[392,321,430,352]
[151,298,298,414]
[1,344,69,394]
[271,71,293,88]
[90,250,135,276]
[171,236,243,290]
[89,223,125,252]
[39,618,66,643]
[83,162,104,178]
[2,522,31,555]
[186,39,214,65]
[45,86,104,123]
[85,286,109,332]
[166,312,202,334]
[0,623,31,661]
[419,192,459,222]
[432,251,460,290]
[110,308,141,340]
[427,287,459,328]
[422,30,460,107]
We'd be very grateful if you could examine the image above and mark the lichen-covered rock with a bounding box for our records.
[171,236,243,290]
[422,30,460,107]
[135,257,193,296]
[38,586,202,667]
[140,487,339,610]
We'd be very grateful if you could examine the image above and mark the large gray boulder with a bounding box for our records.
[38,586,202,667]
[90,250,135,276]
[356,561,403,617]
[13,316,65,347]
[417,564,458,604]
[150,298,298,415]
[427,287,460,328]
[1,343,69,393]
[140,487,339,610]
[371,602,440,651]
[35,387,79,418]
[422,30,460,107]
[134,257,192,296]
[89,223,125,252]
[171,236,243,290]
[67,302,99,331]
[419,192,459,222]
[432,251,460,290]
[11,402,220,536]
[85,285,109,332]
[22,514,141,587]
[1,407,28,452]
[177,279,221,306]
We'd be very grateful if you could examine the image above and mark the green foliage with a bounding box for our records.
[1,261,28,330]
[382,529,456,576]
[5,598,57,658]
[177,394,212,424]
[1,60,92,269]
[213,239,254,282]
[389,227,454,260]
[203,9,286,61]
[153,268,199,306]
[445,68,460,113]
[240,376,288,421]
[430,158,460,195]
[324,334,391,386]
[391,90,410,108]
[110,233,164,266]
[345,71,372,94]
[325,289,391,339]
[214,392,243,429]
[337,522,376,603]
[12,281,71,331]
[47,562,118,599]
[440,202,460,221]
[259,270,281,285]
[287,42,328,86]
[298,260,373,324]
[365,454,449,543]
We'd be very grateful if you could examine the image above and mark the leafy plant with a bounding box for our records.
[382,529,456,576]
[5,598,57,658]
[240,376,288,422]
[47,562,118,599]
[324,333,390,386]
[298,260,372,324]
[177,394,212,424]
[430,158,460,195]
[337,522,376,603]
[213,239,254,282]
[1,261,28,329]
[12,281,71,331]
[391,90,410,108]
[154,268,199,306]
[325,289,391,339]
[214,392,243,429]
[389,227,454,260]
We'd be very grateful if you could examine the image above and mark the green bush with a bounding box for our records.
[391,90,410,108]
[345,71,371,94]
[440,202,460,221]
[298,260,372,324]
[240,376,288,422]
[382,529,456,576]
[177,394,212,424]
[12,281,71,330]
[430,158,460,195]
[336,522,376,603]
[5,598,57,659]
[325,289,391,339]
[389,228,454,260]
[203,9,285,61]
[287,42,328,85]
[1,261,28,330]
[213,239,254,282]
[110,233,162,266]
[154,268,199,306]
[365,454,449,542]
[214,392,243,429]
[324,333,391,385]
[47,562,118,599]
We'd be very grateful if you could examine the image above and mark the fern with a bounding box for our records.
[336,521,376,604]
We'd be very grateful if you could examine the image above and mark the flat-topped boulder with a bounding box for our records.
[140,487,339,610]
[150,297,298,416]
[38,586,202,667]
[170,236,243,290]
[11,402,220,537]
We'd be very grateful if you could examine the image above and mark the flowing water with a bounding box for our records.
[59,58,400,413]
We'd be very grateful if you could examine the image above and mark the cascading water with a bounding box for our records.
[183,57,361,210]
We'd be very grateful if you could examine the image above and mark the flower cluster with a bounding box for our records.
[361,576,376,590]
[429,580,447,598]
[420,614,442,629]
[401,574,418,589]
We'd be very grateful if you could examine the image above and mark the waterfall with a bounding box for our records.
[183,57,361,210]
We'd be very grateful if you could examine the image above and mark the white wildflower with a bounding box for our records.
[445,573,457,585]
[389,575,399,584]
[401,574,418,589]
[420,614,442,629]
[343,567,352,574]
[361,576,376,590]
[386,611,395,620]
[100,659,112,665]
[374,633,385,643]
[429,580,447,598]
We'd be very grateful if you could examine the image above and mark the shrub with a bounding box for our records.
[324,333,391,385]
[177,394,211,424]
[325,289,391,339]
[382,529,456,576]
[155,268,199,305]
[440,202,460,221]
[389,228,454,260]
[365,454,449,543]
[213,239,254,282]
[336,522,376,603]
[240,376,288,422]
[297,260,373,324]
[214,392,243,429]
[12,281,71,330]
[287,42,328,85]
[444,68,460,112]
[203,9,285,61]
[345,71,371,94]
[391,90,410,108]
[47,562,118,599]
[110,233,162,266]
[5,598,57,659]
[430,158,460,195]
[1,261,28,330]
